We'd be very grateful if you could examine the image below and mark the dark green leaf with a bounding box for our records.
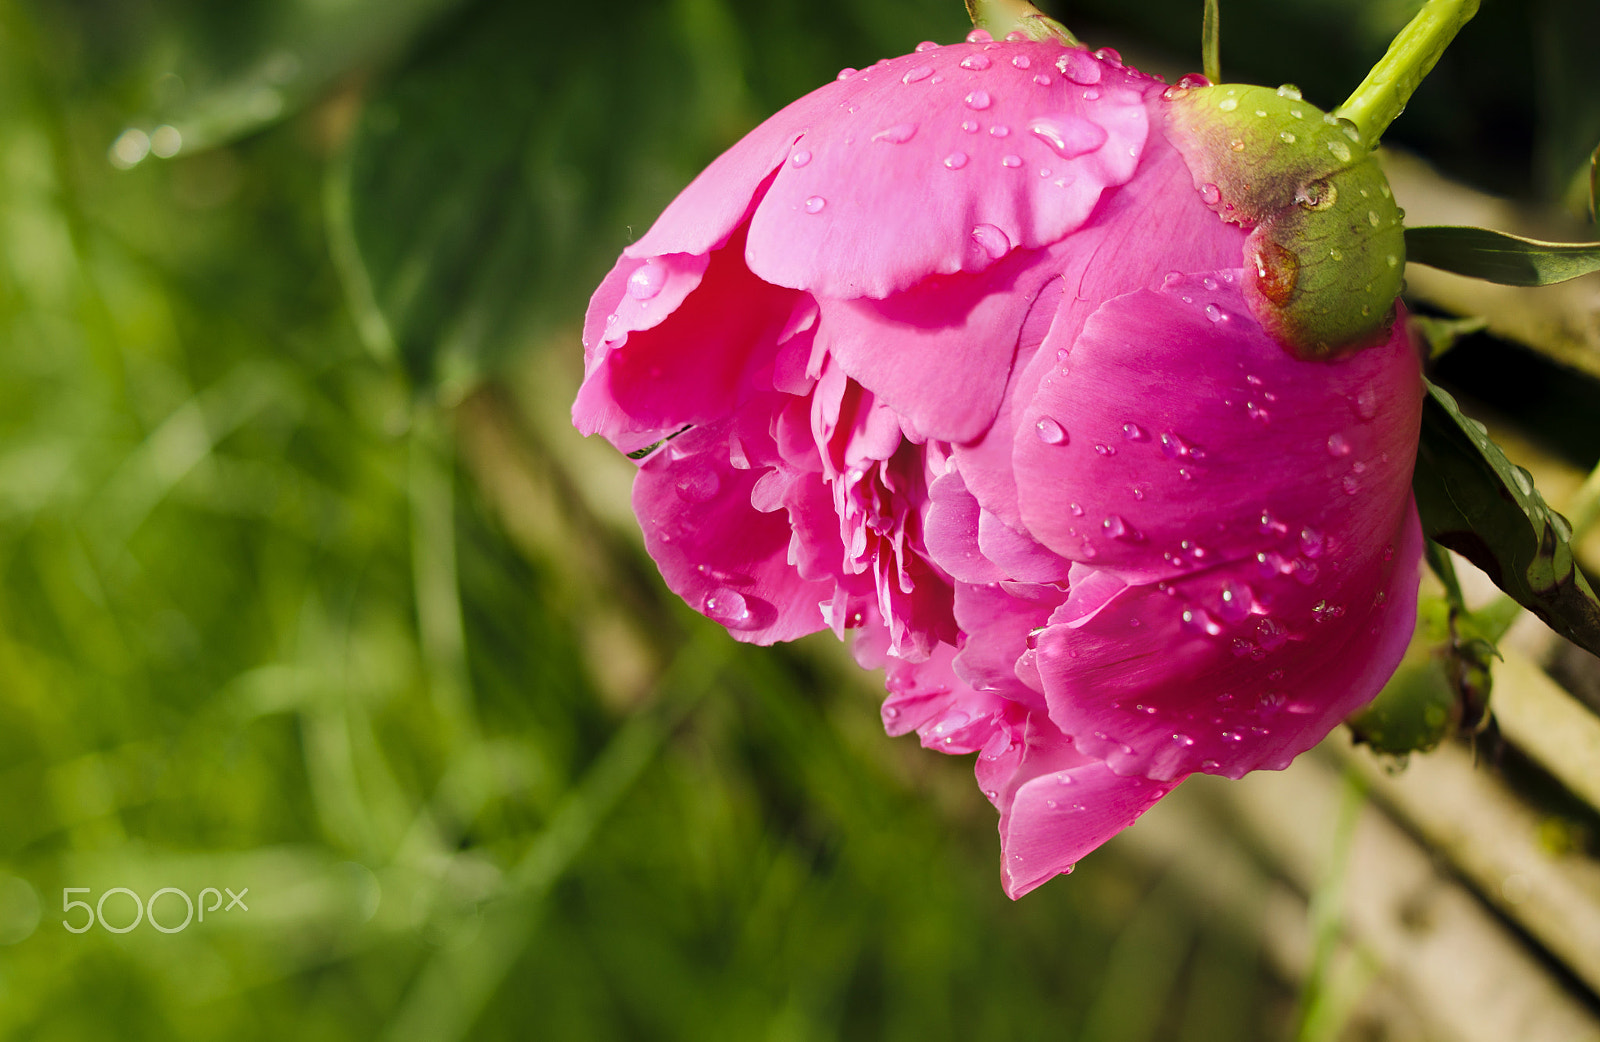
[1413,380,1600,656]
[1405,225,1600,286]
[332,0,967,391]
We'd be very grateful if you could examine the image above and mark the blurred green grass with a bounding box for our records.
[2,0,1589,1037]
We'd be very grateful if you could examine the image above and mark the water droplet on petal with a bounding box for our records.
[1056,49,1102,85]
[1173,733,1195,747]
[1034,417,1068,444]
[804,196,826,214]
[1199,182,1221,205]
[943,151,969,170]
[836,67,858,81]
[872,122,918,144]
[1218,581,1256,622]
[1093,444,1116,456]
[674,470,721,502]
[915,40,939,52]
[1033,73,1053,86]
[705,588,757,630]
[902,65,934,85]
[1326,432,1351,457]
[1069,503,1085,517]
[1122,422,1148,441]
[1204,304,1226,323]
[1011,55,1031,69]
[1276,83,1302,100]
[1027,115,1109,159]
[989,124,1011,138]
[960,54,992,71]
[789,149,811,167]
[1093,47,1122,66]
[965,28,993,43]
[1103,515,1140,541]
[627,260,666,301]
[1342,474,1360,495]
[970,223,1011,260]
[1182,607,1224,637]
[964,89,993,110]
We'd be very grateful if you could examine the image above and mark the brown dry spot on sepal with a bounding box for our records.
[1165,83,1406,360]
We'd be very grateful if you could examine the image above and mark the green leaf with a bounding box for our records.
[1412,380,1600,656]
[1405,225,1600,286]
[331,0,967,392]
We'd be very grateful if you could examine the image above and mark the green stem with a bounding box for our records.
[964,0,1079,46]
[1202,0,1221,85]
[1334,0,1479,150]
[1565,456,1600,543]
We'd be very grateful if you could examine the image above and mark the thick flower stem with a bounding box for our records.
[1335,0,1479,151]
[964,0,1079,46]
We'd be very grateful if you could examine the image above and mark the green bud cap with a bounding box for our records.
[1165,83,1406,360]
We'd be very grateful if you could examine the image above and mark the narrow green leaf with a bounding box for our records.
[1412,380,1600,657]
[1405,225,1600,286]
[1589,141,1598,224]
[1202,0,1221,85]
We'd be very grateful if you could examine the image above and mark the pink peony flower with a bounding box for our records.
[574,32,1424,897]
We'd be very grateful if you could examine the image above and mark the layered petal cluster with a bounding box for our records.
[574,32,1424,897]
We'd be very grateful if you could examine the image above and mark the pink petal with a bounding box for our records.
[951,580,1062,713]
[633,421,834,644]
[1015,274,1423,581]
[997,715,1181,898]
[952,128,1248,524]
[1034,501,1424,780]
[574,226,800,448]
[924,470,1005,584]
[745,42,1150,300]
[881,643,1012,753]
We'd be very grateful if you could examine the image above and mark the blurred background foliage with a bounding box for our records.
[0,0,1594,1038]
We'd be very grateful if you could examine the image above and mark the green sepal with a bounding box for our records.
[1165,84,1405,359]
[1413,380,1600,657]
[1405,226,1600,286]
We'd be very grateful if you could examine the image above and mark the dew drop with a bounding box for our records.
[804,196,826,214]
[1280,131,1297,144]
[960,54,992,71]
[705,588,757,630]
[1298,527,1324,558]
[1033,73,1053,86]
[902,65,934,84]
[627,260,666,301]
[1056,49,1102,85]
[915,40,939,52]
[943,151,970,170]
[1173,733,1196,747]
[1069,503,1085,517]
[873,122,918,144]
[1093,47,1122,67]
[674,470,721,503]
[1182,607,1224,637]
[1249,240,1300,306]
[1122,422,1148,441]
[836,68,858,81]
[989,124,1011,138]
[1011,55,1031,69]
[1199,182,1221,205]
[1000,154,1023,168]
[1027,115,1109,159]
[1093,444,1116,456]
[1034,416,1068,444]
[965,28,993,43]
[970,223,1012,260]
[961,120,980,133]
[1341,474,1360,495]
[1218,581,1256,622]
[1103,515,1139,541]
[1327,140,1352,163]
[1295,178,1337,211]
[790,149,812,168]
[1326,432,1352,457]
[1218,97,1238,112]
[964,89,993,110]
[1204,303,1226,323]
